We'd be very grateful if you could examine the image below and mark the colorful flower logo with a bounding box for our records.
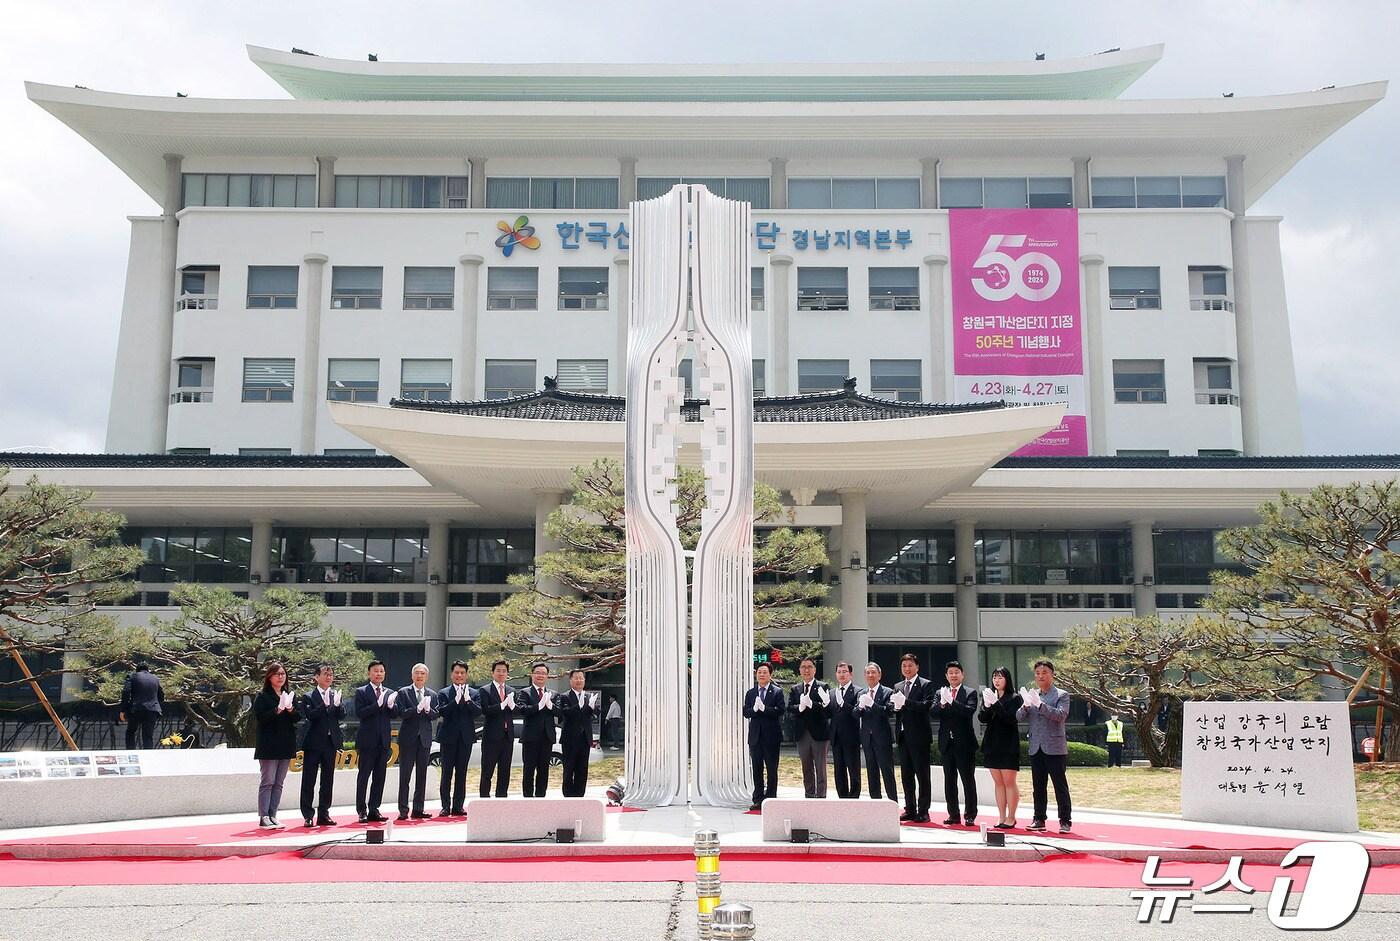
[495,215,541,256]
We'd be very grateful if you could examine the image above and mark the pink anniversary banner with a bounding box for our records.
[948,208,1086,456]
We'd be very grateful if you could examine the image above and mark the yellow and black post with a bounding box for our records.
[694,828,722,939]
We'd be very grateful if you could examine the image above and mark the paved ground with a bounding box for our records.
[1,880,1396,939]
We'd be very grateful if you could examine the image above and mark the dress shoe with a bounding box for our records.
[357,813,369,824]
[964,817,977,827]
[411,811,432,819]
[438,809,454,817]
[1027,819,1047,831]
[748,803,761,812]
[303,817,314,828]
[317,815,336,827]
[396,813,410,822]
[450,807,466,816]
[366,812,388,823]
[942,817,962,826]
[994,822,1015,830]
[914,814,930,823]
[899,811,915,822]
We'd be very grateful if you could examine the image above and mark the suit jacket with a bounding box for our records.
[742,684,785,749]
[786,680,831,742]
[890,674,935,745]
[252,687,301,760]
[825,682,862,745]
[856,684,894,751]
[394,684,440,749]
[932,684,981,753]
[478,682,518,744]
[1016,685,1071,756]
[517,685,560,746]
[121,669,163,716]
[300,686,345,753]
[557,688,598,750]
[436,683,481,748]
[353,682,394,750]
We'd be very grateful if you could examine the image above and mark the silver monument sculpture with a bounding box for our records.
[624,185,754,807]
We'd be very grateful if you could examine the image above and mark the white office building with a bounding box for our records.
[12,44,1395,706]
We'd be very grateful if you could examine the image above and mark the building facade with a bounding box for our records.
[12,44,1394,706]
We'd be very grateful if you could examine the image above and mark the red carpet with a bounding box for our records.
[897,817,1389,852]
[2,850,1398,892]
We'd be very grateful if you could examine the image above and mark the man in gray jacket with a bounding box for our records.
[1016,658,1072,833]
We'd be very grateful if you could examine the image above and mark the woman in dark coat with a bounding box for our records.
[253,660,300,829]
[977,666,1023,829]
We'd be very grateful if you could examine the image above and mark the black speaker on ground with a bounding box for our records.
[555,828,576,844]
[366,829,385,845]
[789,828,810,844]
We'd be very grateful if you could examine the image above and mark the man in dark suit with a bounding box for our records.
[856,662,898,802]
[299,663,344,827]
[742,663,785,811]
[932,660,980,826]
[436,659,480,816]
[825,660,862,798]
[477,659,517,798]
[892,652,935,822]
[786,656,830,798]
[517,663,557,798]
[118,663,163,749]
[353,660,393,822]
[393,662,440,820]
[557,669,598,797]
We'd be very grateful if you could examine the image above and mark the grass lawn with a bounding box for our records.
[578,755,1400,832]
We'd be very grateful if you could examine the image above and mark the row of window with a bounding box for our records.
[1112,358,1238,405]
[180,172,1228,213]
[118,526,1248,588]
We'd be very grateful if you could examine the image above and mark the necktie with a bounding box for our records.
[803,683,810,698]
[903,680,910,695]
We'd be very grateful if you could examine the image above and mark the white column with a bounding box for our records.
[769,254,793,395]
[769,157,788,209]
[619,156,637,207]
[920,157,940,209]
[1073,157,1091,209]
[821,521,844,674]
[953,519,979,678]
[316,156,336,207]
[249,519,273,602]
[1226,154,1261,455]
[153,153,182,450]
[299,253,328,454]
[458,254,483,399]
[1131,520,1157,615]
[1081,253,1107,455]
[469,157,486,209]
[612,255,630,394]
[924,253,949,400]
[837,489,870,671]
[425,519,450,678]
[534,489,566,594]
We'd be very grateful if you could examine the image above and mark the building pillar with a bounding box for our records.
[1131,519,1157,616]
[768,157,788,210]
[153,153,182,450]
[469,157,486,209]
[821,522,844,676]
[923,254,949,400]
[837,489,870,672]
[298,253,328,454]
[316,155,336,207]
[533,489,566,591]
[60,545,90,703]
[770,254,793,395]
[1081,253,1107,455]
[612,255,630,394]
[458,254,484,398]
[1226,154,1260,455]
[425,519,450,678]
[619,156,637,207]
[1072,157,1091,209]
[953,519,979,679]
[920,157,940,209]
[249,519,273,602]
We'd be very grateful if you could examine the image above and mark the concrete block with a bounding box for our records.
[760,798,901,843]
[465,797,606,842]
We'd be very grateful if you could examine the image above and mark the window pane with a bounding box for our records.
[486,177,530,208]
[726,177,770,209]
[228,174,251,206]
[637,178,678,200]
[182,174,205,208]
[1206,364,1232,389]
[797,359,849,393]
[876,178,920,209]
[205,174,228,206]
[331,266,383,294]
[558,267,608,296]
[334,176,356,207]
[752,360,766,397]
[797,267,847,291]
[1182,176,1227,208]
[272,175,297,207]
[401,359,452,385]
[248,266,298,295]
[357,175,380,207]
[1108,267,1160,294]
[1113,359,1165,388]
[1028,177,1073,208]
[555,359,608,393]
[574,178,618,210]
[484,359,536,398]
[1201,271,1228,295]
[488,267,538,292]
[787,179,831,209]
[1091,177,1135,209]
[983,178,1028,209]
[871,359,921,400]
[248,175,273,207]
[831,178,877,209]
[530,178,573,209]
[404,266,454,295]
[296,175,316,207]
[939,178,982,209]
[1136,176,1181,208]
[868,267,919,293]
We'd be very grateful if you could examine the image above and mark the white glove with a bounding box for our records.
[502,692,515,710]
[1024,688,1042,708]
[278,691,293,711]
[858,692,875,710]
[331,690,341,707]
[891,691,906,711]
[753,694,765,713]
[939,687,953,706]
[387,691,398,710]
[541,691,553,711]
[417,695,430,714]
[982,687,997,708]
[798,694,811,712]
[817,687,830,707]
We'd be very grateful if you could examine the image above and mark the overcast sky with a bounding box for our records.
[1,0,1395,454]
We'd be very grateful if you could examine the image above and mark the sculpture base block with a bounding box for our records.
[465,797,607,842]
[760,798,901,843]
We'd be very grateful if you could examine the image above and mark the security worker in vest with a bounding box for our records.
[1105,714,1125,767]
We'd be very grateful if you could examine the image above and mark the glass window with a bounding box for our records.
[876,178,920,209]
[177,359,211,388]
[242,358,294,402]
[1201,270,1228,296]
[330,266,383,309]
[326,358,379,403]
[400,359,452,401]
[1113,359,1166,403]
[275,528,428,584]
[1135,176,1182,208]
[1091,177,1136,209]
[205,174,229,206]
[796,267,848,311]
[725,178,771,209]
[530,177,574,209]
[574,178,619,210]
[555,359,608,394]
[939,178,983,209]
[122,527,251,583]
[181,174,205,208]
[228,175,252,206]
[248,175,274,207]
[272,175,297,207]
[557,267,608,310]
[1028,177,1073,208]
[403,266,454,309]
[1108,266,1161,309]
[787,179,831,210]
[1153,529,1251,584]
[486,267,539,310]
[831,178,877,209]
[983,178,1029,209]
[448,528,536,583]
[1205,363,1232,389]
[485,177,530,208]
[677,358,693,397]
[246,266,298,309]
[868,531,956,585]
[325,448,375,456]
[751,267,764,311]
[333,175,464,208]
[752,360,766,397]
[975,529,1130,585]
[797,359,849,394]
[239,448,292,456]
[870,359,921,402]
[1182,176,1227,208]
[868,267,919,310]
[484,359,536,399]
[637,178,678,200]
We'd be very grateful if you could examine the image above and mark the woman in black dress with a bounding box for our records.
[978,666,1023,829]
[253,660,300,829]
